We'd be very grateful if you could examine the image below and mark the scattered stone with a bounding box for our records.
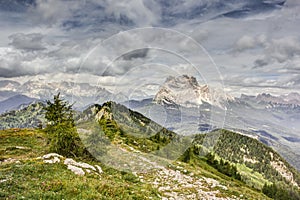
[95,165,103,174]
[40,153,62,164]
[64,158,96,171]
[43,156,60,164]
[1,158,18,164]
[39,153,103,176]
[42,153,63,159]
[15,146,31,150]
[67,165,85,176]
[141,163,230,200]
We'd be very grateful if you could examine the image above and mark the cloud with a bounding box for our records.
[103,0,160,26]
[0,48,48,77]
[235,35,257,51]
[231,34,300,69]
[8,33,46,51]
[269,37,300,63]
[26,0,160,29]
[29,0,82,26]
[0,0,299,97]
[253,36,300,68]
[254,59,268,68]
[0,41,84,78]
[121,48,149,60]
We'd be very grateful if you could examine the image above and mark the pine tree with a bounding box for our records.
[44,93,83,157]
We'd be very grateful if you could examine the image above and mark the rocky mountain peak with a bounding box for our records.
[154,75,233,109]
[164,75,199,90]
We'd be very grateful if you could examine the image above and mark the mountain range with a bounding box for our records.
[2,100,300,199]
[0,80,116,109]
[1,76,298,112]
[1,82,300,198]
[1,75,299,171]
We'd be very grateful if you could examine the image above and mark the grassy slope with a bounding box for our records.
[0,128,271,199]
[0,129,160,200]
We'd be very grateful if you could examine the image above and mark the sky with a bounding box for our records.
[0,0,299,97]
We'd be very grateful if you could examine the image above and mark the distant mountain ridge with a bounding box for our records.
[1,76,298,112]
[257,92,300,105]
[239,92,300,109]
[0,80,20,91]
[0,80,117,109]
[0,94,37,114]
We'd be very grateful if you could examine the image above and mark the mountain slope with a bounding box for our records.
[0,129,161,199]
[228,92,300,171]
[78,101,185,159]
[77,101,300,199]
[190,129,300,190]
[0,102,45,130]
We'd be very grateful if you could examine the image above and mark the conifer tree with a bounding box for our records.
[44,93,80,157]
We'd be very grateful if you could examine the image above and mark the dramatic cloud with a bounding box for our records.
[0,0,299,96]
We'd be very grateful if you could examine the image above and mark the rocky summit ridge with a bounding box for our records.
[154,75,234,109]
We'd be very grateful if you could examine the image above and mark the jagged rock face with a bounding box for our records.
[256,92,300,107]
[239,92,300,110]
[154,75,233,109]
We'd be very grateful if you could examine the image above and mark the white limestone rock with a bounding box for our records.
[43,156,60,164]
[42,153,63,159]
[67,165,85,176]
